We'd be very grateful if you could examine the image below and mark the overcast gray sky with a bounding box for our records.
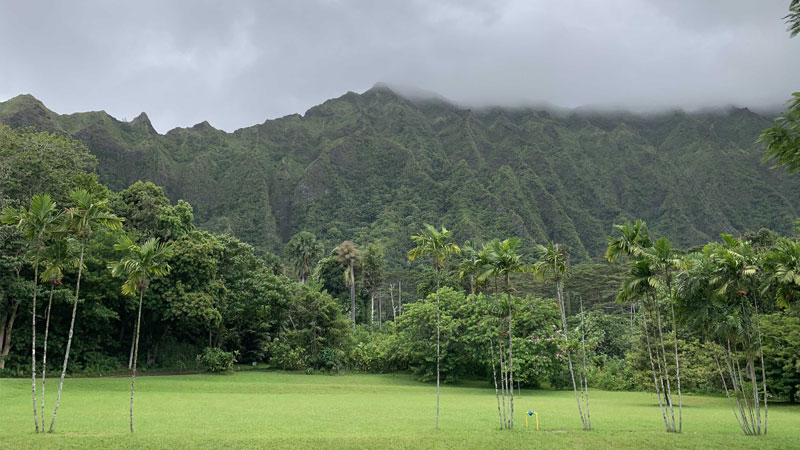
[1,0,797,132]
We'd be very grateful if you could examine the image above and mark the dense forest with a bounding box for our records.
[1,87,798,266]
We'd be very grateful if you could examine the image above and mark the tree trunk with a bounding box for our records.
[506,276,514,429]
[579,295,591,430]
[398,280,402,315]
[349,264,356,328]
[371,293,374,324]
[559,280,587,430]
[390,284,396,321]
[49,242,85,433]
[753,294,768,435]
[669,301,683,433]
[41,284,54,432]
[499,339,508,428]
[435,273,440,429]
[435,299,440,429]
[0,301,19,370]
[31,261,40,433]
[130,288,145,433]
[641,299,670,432]
[653,295,676,432]
[378,292,382,328]
[128,331,135,369]
[489,338,503,429]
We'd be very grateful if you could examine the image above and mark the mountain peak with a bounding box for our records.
[131,112,157,133]
[191,120,216,132]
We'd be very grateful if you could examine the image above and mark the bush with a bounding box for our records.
[266,338,305,370]
[196,347,238,372]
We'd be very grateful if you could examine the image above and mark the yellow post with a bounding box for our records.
[525,415,528,428]
[535,412,539,431]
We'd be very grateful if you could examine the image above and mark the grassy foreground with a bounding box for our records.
[1,371,799,449]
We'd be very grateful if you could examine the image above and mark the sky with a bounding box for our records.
[0,0,798,132]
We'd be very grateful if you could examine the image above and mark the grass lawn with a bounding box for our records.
[1,371,798,449]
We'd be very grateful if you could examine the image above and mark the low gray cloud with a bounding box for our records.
[0,0,797,132]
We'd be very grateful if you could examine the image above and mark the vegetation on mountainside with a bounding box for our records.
[1,89,798,266]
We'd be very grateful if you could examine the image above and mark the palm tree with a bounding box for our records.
[38,236,79,431]
[109,235,173,433]
[608,220,681,432]
[534,241,590,430]
[477,238,525,429]
[642,237,684,432]
[285,231,324,283]
[1,193,62,433]
[49,188,122,433]
[605,219,651,263]
[765,238,800,308]
[676,237,768,435]
[335,241,362,327]
[457,240,482,294]
[407,224,460,429]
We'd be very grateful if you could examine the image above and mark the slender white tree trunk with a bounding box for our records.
[559,281,586,430]
[40,284,54,432]
[50,243,85,433]
[130,288,145,433]
[31,262,40,433]
[489,338,503,429]
[390,284,396,321]
[507,287,514,429]
[640,299,670,432]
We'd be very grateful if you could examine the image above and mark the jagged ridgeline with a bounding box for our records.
[1,86,798,263]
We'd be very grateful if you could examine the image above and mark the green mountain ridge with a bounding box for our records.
[1,87,797,264]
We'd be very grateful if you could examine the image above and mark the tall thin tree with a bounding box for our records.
[49,189,122,433]
[109,235,174,433]
[534,241,591,430]
[336,241,362,328]
[408,224,460,429]
[477,238,525,429]
[37,236,79,431]
[2,193,62,433]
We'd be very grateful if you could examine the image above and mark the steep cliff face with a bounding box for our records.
[2,86,797,263]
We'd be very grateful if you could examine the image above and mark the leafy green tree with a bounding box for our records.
[284,231,324,283]
[1,193,62,432]
[0,124,95,207]
[49,188,122,433]
[535,241,590,430]
[407,224,460,429]
[760,312,800,403]
[109,235,174,433]
[111,181,193,240]
[335,241,362,327]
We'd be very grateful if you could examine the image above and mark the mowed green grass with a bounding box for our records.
[1,371,799,449]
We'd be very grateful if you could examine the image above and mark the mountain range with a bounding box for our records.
[1,85,798,264]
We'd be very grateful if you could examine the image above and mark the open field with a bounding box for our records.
[1,371,799,449]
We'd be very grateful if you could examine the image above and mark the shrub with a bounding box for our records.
[196,347,238,372]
